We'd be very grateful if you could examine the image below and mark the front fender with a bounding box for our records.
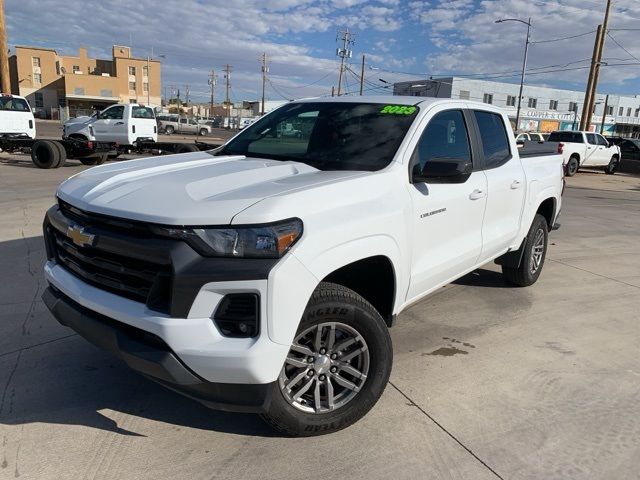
[266,235,404,346]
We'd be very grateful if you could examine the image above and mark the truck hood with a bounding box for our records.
[64,116,93,126]
[56,152,367,225]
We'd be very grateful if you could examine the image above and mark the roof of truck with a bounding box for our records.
[293,96,503,112]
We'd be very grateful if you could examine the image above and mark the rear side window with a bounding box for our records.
[473,111,511,168]
[548,131,583,143]
[411,109,472,172]
[0,96,31,112]
[132,106,155,119]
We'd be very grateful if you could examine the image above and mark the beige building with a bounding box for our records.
[9,45,161,118]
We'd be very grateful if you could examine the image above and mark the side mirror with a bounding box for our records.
[412,158,473,184]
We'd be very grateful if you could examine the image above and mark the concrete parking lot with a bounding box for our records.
[1,157,639,479]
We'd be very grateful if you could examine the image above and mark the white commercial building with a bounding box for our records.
[394,77,640,137]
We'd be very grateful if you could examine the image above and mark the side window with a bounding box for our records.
[586,133,598,145]
[101,106,124,120]
[473,110,511,169]
[596,135,609,147]
[571,132,584,143]
[411,109,472,173]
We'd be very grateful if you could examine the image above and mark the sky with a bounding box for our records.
[6,0,640,104]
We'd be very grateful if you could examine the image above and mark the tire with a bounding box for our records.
[164,125,174,135]
[30,140,60,169]
[199,128,208,136]
[261,282,393,437]
[174,144,199,154]
[565,156,579,177]
[502,214,549,287]
[79,153,108,166]
[51,141,67,168]
[604,156,619,175]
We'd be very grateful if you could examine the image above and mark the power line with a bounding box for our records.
[531,30,596,44]
[606,32,640,64]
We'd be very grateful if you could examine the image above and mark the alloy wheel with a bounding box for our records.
[529,228,545,274]
[278,322,369,414]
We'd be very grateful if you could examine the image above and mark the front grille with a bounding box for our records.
[47,206,173,313]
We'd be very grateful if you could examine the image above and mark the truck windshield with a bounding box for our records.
[0,96,30,112]
[216,102,419,171]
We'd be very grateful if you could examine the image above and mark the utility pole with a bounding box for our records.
[260,52,268,115]
[0,0,10,93]
[584,0,613,132]
[331,86,335,97]
[185,84,190,108]
[223,64,232,129]
[208,69,217,118]
[580,24,603,131]
[336,27,354,96]
[359,54,365,96]
[600,94,609,134]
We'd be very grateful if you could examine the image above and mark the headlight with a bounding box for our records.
[152,218,303,258]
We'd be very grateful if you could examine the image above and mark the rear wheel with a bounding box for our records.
[30,140,60,169]
[604,156,619,175]
[164,125,175,135]
[199,128,208,136]
[51,141,67,168]
[565,156,579,177]
[261,282,392,437]
[502,214,549,287]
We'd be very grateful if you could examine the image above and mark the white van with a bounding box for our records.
[63,103,157,145]
[0,94,36,138]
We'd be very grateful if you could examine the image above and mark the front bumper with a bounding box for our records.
[43,285,275,413]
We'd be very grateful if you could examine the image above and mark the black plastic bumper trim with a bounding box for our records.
[42,286,274,413]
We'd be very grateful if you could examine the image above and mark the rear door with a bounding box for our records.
[406,107,488,300]
[472,109,527,260]
[130,105,157,141]
[583,133,602,166]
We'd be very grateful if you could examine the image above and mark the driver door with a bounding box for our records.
[92,105,126,143]
[406,107,487,301]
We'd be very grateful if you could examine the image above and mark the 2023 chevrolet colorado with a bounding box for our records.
[42,97,563,436]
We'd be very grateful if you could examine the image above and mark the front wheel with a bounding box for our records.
[261,282,392,436]
[199,128,208,136]
[604,156,619,175]
[164,125,174,135]
[502,214,549,287]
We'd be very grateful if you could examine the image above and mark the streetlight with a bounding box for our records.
[496,17,532,131]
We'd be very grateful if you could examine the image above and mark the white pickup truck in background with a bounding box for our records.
[43,97,563,436]
[547,130,621,176]
[63,103,158,146]
[0,94,36,138]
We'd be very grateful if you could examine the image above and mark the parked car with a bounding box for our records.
[278,122,302,138]
[516,132,545,143]
[42,97,563,436]
[63,103,158,146]
[619,139,640,160]
[159,115,211,136]
[0,94,36,138]
[547,130,621,176]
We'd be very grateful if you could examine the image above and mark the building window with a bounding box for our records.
[100,89,113,97]
[129,98,137,104]
[143,82,149,92]
[549,100,558,110]
[143,66,149,77]
[72,65,80,73]
[607,106,613,115]
[32,57,41,67]
[129,81,136,91]
[128,66,136,76]
[635,108,640,118]
[34,92,44,108]
[74,87,85,95]
[33,73,42,84]
[483,93,493,104]
[506,95,516,107]
[459,90,470,100]
[55,61,61,75]
[528,98,537,109]
[619,107,624,116]
[569,102,578,112]
[627,107,632,117]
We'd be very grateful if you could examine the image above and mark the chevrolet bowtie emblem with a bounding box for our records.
[66,225,96,248]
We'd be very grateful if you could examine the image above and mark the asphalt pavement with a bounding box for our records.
[1,158,639,480]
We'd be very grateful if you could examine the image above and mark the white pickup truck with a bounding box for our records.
[0,94,36,138]
[42,97,563,436]
[63,103,158,146]
[547,130,621,176]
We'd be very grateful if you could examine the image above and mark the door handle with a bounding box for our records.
[587,146,593,149]
[469,189,486,200]
[114,121,124,125]
[510,180,522,189]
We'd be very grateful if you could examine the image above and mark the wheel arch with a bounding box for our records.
[536,197,556,229]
